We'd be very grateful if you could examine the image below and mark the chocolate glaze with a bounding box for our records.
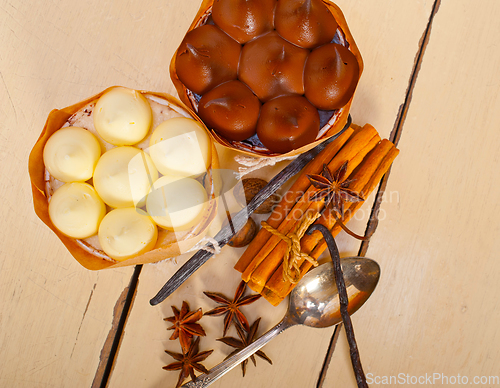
[239,32,309,102]
[257,95,319,153]
[175,24,242,95]
[198,80,261,141]
[274,0,338,49]
[212,0,277,44]
[304,43,360,110]
[172,0,360,154]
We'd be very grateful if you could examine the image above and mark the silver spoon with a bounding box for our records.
[182,256,380,388]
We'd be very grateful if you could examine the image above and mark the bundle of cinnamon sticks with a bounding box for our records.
[234,124,399,306]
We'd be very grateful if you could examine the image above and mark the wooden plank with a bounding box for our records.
[324,0,500,386]
[0,0,189,385]
[107,1,435,386]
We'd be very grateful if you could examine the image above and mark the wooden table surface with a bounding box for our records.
[1,0,500,387]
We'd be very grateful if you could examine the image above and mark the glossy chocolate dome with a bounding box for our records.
[212,0,277,44]
[175,24,241,95]
[257,95,319,153]
[239,32,309,102]
[170,0,362,155]
[198,80,261,141]
[274,0,338,49]
[304,43,360,110]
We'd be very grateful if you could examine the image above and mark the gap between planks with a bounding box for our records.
[316,0,442,387]
[359,0,442,257]
[92,265,143,388]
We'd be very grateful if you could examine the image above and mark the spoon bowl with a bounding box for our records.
[183,257,380,387]
[289,257,380,328]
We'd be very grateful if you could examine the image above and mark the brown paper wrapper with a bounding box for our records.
[169,0,363,158]
[29,86,219,270]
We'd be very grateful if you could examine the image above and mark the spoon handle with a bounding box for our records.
[182,318,293,388]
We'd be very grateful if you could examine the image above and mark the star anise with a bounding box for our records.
[164,301,206,353]
[308,161,364,216]
[204,280,261,336]
[308,161,368,240]
[217,318,272,376]
[163,337,213,388]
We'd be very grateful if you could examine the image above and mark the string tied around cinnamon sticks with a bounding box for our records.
[261,211,322,284]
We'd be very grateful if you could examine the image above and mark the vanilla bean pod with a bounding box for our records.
[306,224,368,388]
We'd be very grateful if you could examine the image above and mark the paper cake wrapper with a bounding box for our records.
[169,0,364,158]
[28,87,219,270]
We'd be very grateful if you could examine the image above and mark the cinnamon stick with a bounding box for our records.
[245,128,381,292]
[262,141,399,305]
[237,125,378,280]
[310,146,400,259]
[234,125,355,273]
[266,140,398,297]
